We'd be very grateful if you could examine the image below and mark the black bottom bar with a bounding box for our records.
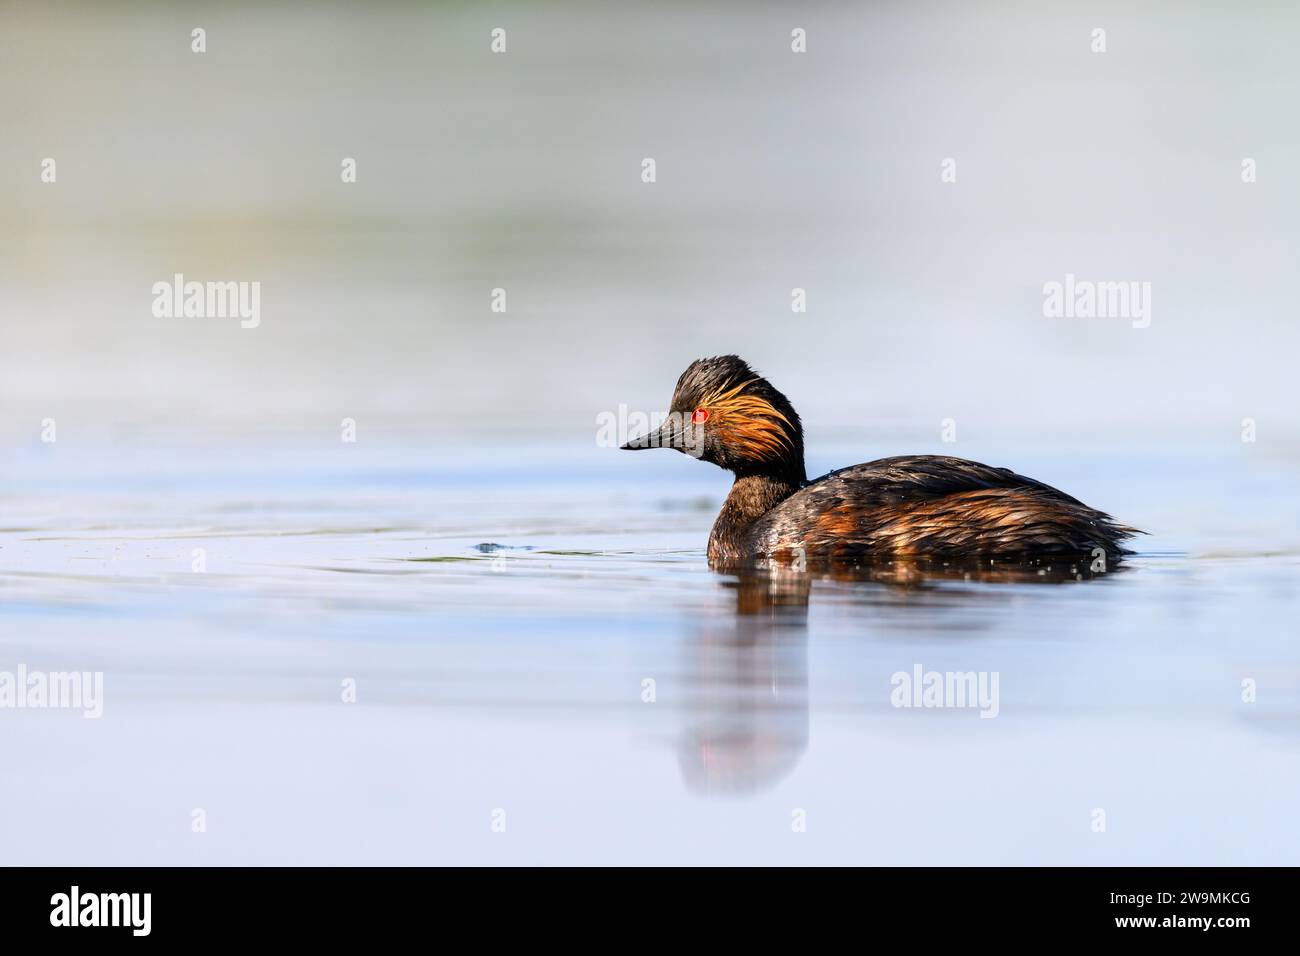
[0,866,1282,941]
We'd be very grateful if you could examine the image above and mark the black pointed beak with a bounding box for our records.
[620,418,673,450]
[621,415,697,453]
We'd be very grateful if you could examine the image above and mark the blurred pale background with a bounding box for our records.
[2,0,1297,446]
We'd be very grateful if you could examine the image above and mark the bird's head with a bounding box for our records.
[622,355,805,484]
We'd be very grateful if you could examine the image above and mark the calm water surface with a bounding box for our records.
[2,433,1297,865]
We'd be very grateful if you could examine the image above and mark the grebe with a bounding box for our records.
[622,355,1140,565]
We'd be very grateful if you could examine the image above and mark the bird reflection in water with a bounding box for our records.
[677,554,1122,796]
[677,563,812,797]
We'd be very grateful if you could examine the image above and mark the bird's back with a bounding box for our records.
[741,455,1139,560]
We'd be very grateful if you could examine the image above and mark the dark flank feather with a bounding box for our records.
[741,456,1141,562]
[621,357,1143,566]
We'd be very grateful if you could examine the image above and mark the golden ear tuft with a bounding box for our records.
[702,378,795,461]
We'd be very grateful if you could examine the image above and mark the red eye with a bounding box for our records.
[691,408,709,425]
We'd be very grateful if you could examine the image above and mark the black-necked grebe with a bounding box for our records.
[622,355,1140,565]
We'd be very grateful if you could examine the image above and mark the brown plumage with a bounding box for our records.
[622,356,1142,567]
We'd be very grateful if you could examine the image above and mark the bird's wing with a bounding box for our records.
[748,455,1139,557]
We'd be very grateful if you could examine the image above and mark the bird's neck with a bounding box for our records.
[708,473,801,564]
